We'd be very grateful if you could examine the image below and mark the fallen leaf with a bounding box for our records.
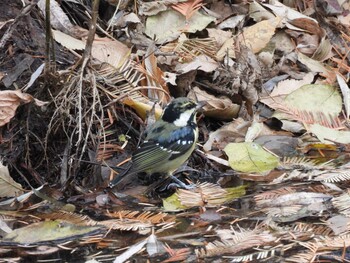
[145,9,215,43]
[0,90,47,127]
[188,86,240,120]
[309,124,350,144]
[0,162,23,198]
[224,142,279,173]
[336,74,350,119]
[260,73,314,109]
[274,84,342,122]
[175,55,218,73]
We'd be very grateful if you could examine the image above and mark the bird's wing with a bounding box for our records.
[131,126,195,173]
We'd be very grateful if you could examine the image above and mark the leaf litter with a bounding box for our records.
[0,0,350,262]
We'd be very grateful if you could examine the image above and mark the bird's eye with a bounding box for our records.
[184,103,194,110]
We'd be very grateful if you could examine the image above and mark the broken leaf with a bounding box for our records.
[145,9,215,43]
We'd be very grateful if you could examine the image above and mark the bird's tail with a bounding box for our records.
[108,163,136,189]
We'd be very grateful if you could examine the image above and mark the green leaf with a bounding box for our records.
[2,220,103,245]
[162,192,187,212]
[224,142,279,173]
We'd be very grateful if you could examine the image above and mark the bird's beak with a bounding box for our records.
[196,100,207,111]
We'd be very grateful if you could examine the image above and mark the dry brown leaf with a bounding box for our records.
[140,45,170,105]
[238,16,281,54]
[188,86,239,120]
[175,55,219,73]
[0,162,24,198]
[0,90,47,127]
[203,118,250,151]
[91,37,130,68]
[206,28,232,47]
[216,16,281,60]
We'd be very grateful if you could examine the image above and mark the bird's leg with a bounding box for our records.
[168,175,196,190]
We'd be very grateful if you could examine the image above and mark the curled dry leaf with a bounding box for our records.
[122,97,163,120]
[203,118,250,152]
[140,44,170,104]
[0,90,47,127]
[91,37,130,68]
[188,86,240,120]
[285,18,332,61]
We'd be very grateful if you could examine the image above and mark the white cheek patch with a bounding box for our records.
[173,109,195,127]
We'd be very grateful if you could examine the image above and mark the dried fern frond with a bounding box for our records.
[265,205,303,218]
[314,170,350,183]
[38,211,97,226]
[162,37,218,62]
[107,210,174,225]
[171,0,204,21]
[318,234,350,248]
[226,246,280,262]
[163,243,191,263]
[291,222,334,237]
[288,234,350,263]
[254,187,296,202]
[280,156,321,170]
[176,182,228,207]
[38,210,173,232]
[276,106,344,129]
[98,219,153,231]
[95,59,145,101]
[332,191,350,216]
[287,242,319,263]
[196,227,276,258]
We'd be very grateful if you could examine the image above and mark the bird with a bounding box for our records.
[109,97,205,189]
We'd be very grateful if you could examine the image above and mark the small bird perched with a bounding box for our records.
[109,97,204,189]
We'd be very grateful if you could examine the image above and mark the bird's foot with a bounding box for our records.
[168,175,196,190]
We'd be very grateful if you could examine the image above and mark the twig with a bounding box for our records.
[0,2,37,49]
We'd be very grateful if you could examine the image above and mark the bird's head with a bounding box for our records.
[161,97,205,127]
